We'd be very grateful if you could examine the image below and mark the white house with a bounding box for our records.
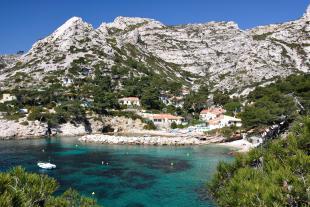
[143,113,184,128]
[118,97,141,107]
[0,93,16,103]
[62,77,73,86]
[220,115,242,127]
[200,107,226,121]
[208,115,242,130]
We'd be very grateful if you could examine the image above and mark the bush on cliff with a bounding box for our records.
[240,74,309,129]
[207,116,310,207]
[143,120,157,130]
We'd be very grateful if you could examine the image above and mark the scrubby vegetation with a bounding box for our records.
[0,67,308,137]
[241,74,309,129]
[208,116,310,207]
[0,167,101,207]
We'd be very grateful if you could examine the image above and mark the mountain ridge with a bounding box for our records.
[0,6,309,94]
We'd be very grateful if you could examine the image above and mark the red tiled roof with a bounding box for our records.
[119,97,139,101]
[152,113,183,120]
[200,108,225,115]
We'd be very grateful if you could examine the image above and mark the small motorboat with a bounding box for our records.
[37,162,56,170]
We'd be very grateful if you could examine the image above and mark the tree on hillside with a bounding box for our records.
[141,87,162,110]
[224,101,241,116]
[183,85,209,113]
[213,91,230,106]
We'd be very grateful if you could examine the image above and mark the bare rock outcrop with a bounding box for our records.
[0,116,145,139]
[0,120,47,139]
[1,4,309,93]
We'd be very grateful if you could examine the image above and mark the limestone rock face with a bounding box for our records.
[1,5,309,93]
[0,116,145,139]
[0,120,47,139]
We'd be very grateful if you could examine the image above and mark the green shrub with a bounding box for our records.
[208,117,310,207]
[170,121,177,129]
[27,107,45,121]
[219,126,238,138]
[4,112,24,121]
[109,111,143,120]
[143,120,157,130]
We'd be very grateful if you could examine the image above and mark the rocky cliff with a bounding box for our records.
[0,6,309,93]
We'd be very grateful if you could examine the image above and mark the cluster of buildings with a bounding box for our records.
[117,96,185,128]
[142,113,184,128]
[1,91,242,131]
[200,107,242,130]
[117,87,190,109]
[118,96,242,130]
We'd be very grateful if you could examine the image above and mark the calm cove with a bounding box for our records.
[0,136,234,207]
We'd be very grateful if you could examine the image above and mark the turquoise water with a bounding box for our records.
[0,137,234,207]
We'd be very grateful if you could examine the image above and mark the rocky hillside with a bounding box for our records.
[0,6,309,93]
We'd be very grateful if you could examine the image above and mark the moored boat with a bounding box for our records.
[37,162,56,169]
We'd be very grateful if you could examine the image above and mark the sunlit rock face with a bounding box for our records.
[1,5,309,93]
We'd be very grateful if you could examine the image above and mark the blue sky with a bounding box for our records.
[0,0,309,54]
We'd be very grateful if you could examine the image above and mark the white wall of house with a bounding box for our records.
[152,118,183,128]
[220,116,242,127]
[153,118,182,125]
[206,116,242,130]
[119,99,141,107]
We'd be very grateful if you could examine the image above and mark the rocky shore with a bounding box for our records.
[0,116,145,139]
[0,120,47,139]
[0,117,227,146]
[79,134,224,146]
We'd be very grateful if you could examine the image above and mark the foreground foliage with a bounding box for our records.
[0,167,101,207]
[208,117,310,207]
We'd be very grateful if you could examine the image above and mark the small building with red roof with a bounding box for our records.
[200,107,242,129]
[199,107,226,121]
[143,113,185,128]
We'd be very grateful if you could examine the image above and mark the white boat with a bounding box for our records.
[37,162,56,169]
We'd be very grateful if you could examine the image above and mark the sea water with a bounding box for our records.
[0,137,234,207]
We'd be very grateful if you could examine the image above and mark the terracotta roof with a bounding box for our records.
[152,113,183,120]
[119,97,139,101]
[171,96,183,101]
[208,115,241,125]
[200,108,225,115]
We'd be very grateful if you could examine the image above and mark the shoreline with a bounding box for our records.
[78,134,224,146]
[217,139,259,152]
[0,129,256,153]
[0,119,256,151]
